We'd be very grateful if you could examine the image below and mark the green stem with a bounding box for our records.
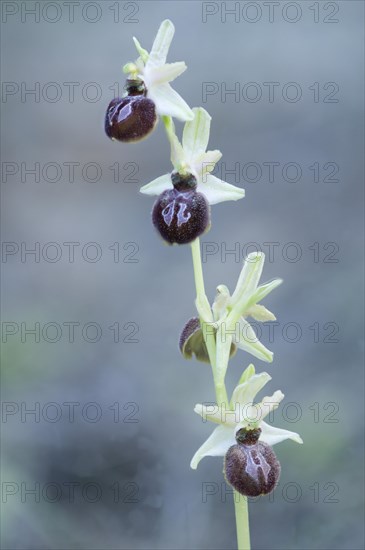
[191,238,250,550]
[234,493,250,550]
[162,115,250,550]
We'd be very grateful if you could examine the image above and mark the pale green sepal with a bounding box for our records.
[247,304,276,322]
[149,83,194,122]
[198,150,222,177]
[260,421,303,446]
[231,252,265,304]
[148,19,175,67]
[162,116,188,172]
[215,328,233,383]
[140,174,172,196]
[146,62,187,87]
[182,107,211,160]
[194,404,224,424]
[190,424,235,470]
[234,318,273,363]
[199,174,245,205]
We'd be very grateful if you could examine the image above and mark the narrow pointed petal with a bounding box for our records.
[231,252,265,304]
[231,372,271,411]
[132,37,149,63]
[199,174,245,205]
[190,424,235,470]
[247,304,276,322]
[236,364,256,387]
[149,83,194,121]
[146,62,187,87]
[182,107,211,160]
[140,174,171,196]
[148,19,175,67]
[245,279,283,311]
[260,421,303,446]
[234,319,273,363]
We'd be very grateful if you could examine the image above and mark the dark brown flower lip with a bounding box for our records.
[152,188,211,245]
[224,441,281,497]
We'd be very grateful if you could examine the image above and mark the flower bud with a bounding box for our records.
[105,80,157,142]
[179,317,236,363]
[152,185,210,245]
[224,428,281,497]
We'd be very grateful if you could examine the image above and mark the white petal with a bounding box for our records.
[231,252,265,304]
[149,83,194,121]
[260,421,303,446]
[147,19,175,67]
[145,62,187,87]
[198,174,245,205]
[182,107,211,160]
[190,424,235,470]
[254,390,284,422]
[140,174,172,196]
[231,372,271,410]
[233,318,273,363]
[247,304,276,322]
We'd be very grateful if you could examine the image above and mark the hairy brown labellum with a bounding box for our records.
[152,189,210,245]
[224,428,281,497]
[105,80,157,142]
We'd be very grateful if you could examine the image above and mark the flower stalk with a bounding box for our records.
[234,494,250,550]
[189,232,249,547]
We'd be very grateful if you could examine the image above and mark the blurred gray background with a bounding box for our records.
[1,1,364,549]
